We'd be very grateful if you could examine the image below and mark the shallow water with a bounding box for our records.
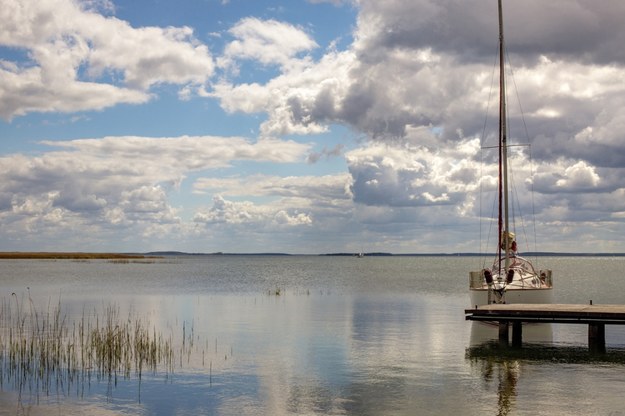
[1,256,625,415]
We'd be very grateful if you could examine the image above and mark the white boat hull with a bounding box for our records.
[469,287,553,308]
[469,257,553,306]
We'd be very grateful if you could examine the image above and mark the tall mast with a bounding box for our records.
[498,0,510,272]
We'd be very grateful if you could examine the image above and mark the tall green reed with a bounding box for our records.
[0,294,207,400]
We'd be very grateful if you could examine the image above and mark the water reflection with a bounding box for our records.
[0,290,477,415]
[467,322,625,416]
[466,322,551,416]
[3,253,625,415]
[467,340,625,364]
[469,356,519,416]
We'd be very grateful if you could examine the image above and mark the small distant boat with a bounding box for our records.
[469,0,553,306]
[357,252,364,258]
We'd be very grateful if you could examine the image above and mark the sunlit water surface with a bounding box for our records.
[1,256,625,415]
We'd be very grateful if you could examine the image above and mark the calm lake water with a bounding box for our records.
[1,255,625,415]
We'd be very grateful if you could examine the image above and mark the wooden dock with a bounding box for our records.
[465,303,625,352]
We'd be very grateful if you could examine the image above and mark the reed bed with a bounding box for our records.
[0,252,148,260]
[0,294,203,400]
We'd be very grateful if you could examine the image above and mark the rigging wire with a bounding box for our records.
[480,37,542,268]
[479,44,500,269]
[505,46,540,264]
[528,145,539,263]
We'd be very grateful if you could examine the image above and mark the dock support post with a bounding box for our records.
[512,321,522,348]
[588,323,606,353]
[498,321,508,344]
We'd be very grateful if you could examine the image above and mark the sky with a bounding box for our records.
[1,0,624,254]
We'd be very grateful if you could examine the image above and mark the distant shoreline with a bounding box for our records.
[1,251,623,259]
[146,251,625,257]
[0,252,148,259]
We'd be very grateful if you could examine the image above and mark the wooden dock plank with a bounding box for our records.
[464,303,625,351]
[465,304,625,321]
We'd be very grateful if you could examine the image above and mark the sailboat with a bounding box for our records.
[469,0,553,306]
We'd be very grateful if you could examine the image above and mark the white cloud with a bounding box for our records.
[219,18,318,71]
[2,0,625,252]
[212,48,357,136]
[556,161,601,190]
[345,137,481,207]
[193,195,312,227]
[193,173,352,201]
[533,160,602,194]
[210,17,357,137]
[201,0,624,252]
[0,0,214,119]
[0,63,150,119]
[192,173,352,233]
[207,0,625,175]
[0,135,311,249]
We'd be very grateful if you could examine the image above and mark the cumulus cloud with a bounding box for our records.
[0,135,311,249]
[353,0,625,65]
[42,135,309,172]
[193,195,312,227]
[218,17,318,71]
[533,160,603,194]
[205,0,625,251]
[2,0,625,252]
[0,62,150,120]
[186,173,360,251]
[0,0,214,119]
[212,19,354,137]
[192,173,352,228]
[346,137,481,207]
[193,173,352,201]
[210,0,625,168]
[307,144,344,164]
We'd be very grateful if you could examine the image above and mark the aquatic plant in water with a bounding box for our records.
[0,294,204,402]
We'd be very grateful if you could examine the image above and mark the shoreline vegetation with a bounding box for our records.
[0,294,226,401]
[0,251,623,259]
[0,252,149,259]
